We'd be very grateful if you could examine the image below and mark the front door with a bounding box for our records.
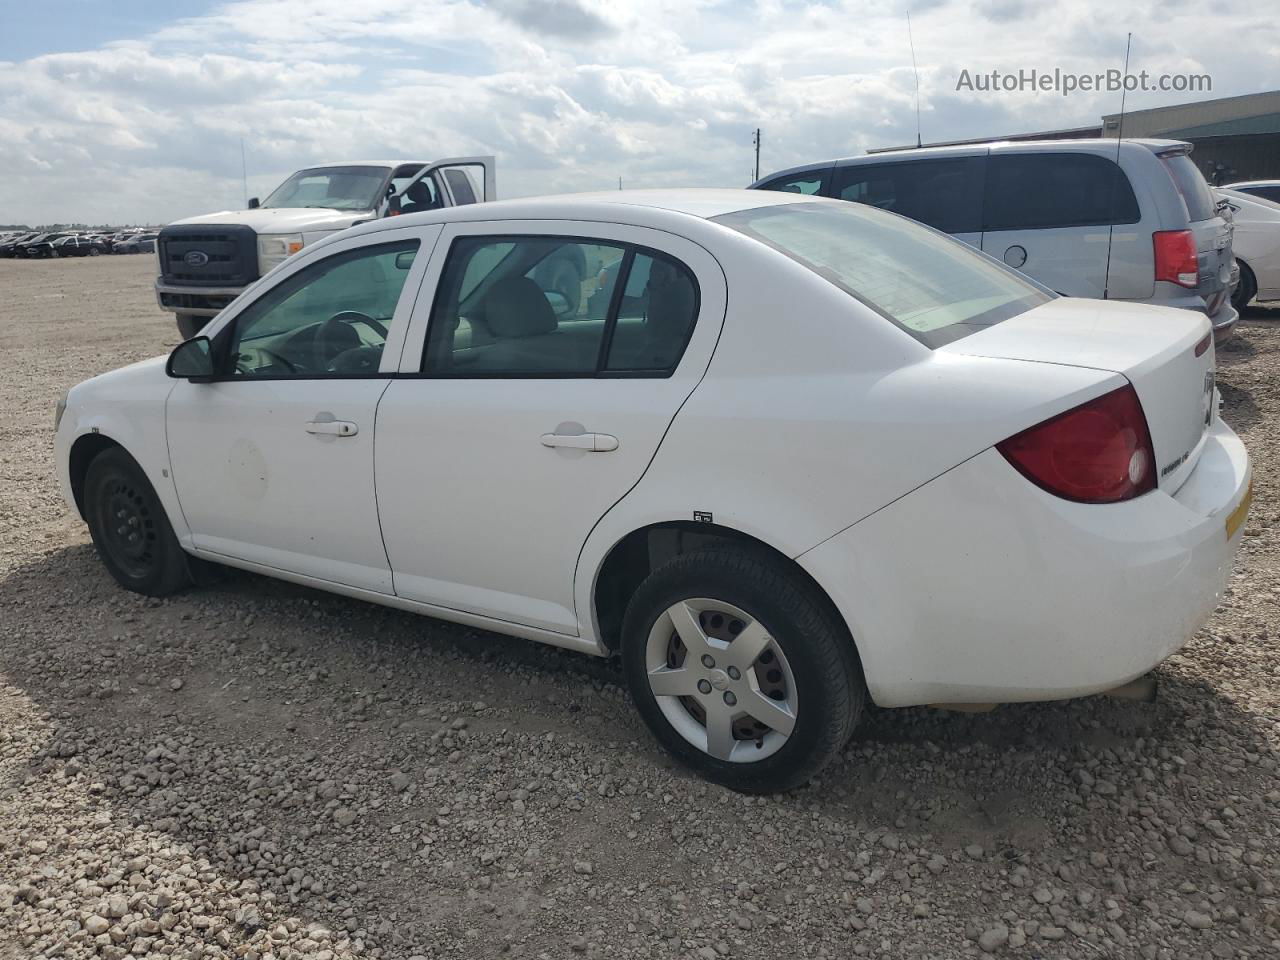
[375,223,726,634]
[166,231,430,592]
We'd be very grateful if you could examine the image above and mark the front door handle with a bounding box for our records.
[540,432,618,452]
[306,419,358,437]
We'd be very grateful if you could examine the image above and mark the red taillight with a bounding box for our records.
[997,385,1156,504]
[1153,230,1198,289]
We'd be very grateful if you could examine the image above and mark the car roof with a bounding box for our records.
[301,160,430,169]
[755,138,1191,182]
[1224,180,1280,189]
[346,188,810,239]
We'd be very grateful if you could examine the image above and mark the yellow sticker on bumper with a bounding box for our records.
[1225,480,1253,541]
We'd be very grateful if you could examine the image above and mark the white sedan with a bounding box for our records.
[55,189,1251,791]
[1218,187,1280,311]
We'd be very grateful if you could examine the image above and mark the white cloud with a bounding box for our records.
[1,0,1277,225]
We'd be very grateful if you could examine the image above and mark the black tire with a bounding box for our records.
[88,246,101,257]
[84,448,191,596]
[176,314,206,340]
[1232,260,1257,314]
[621,548,864,793]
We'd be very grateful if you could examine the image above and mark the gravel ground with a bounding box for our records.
[1,254,1278,960]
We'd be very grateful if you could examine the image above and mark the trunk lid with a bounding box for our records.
[943,297,1216,493]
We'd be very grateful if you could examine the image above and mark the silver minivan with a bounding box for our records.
[752,139,1237,342]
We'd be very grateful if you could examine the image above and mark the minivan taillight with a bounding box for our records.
[997,385,1156,504]
[1153,230,1198,289]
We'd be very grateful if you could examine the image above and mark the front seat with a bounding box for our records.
[399,180,440,216]
[472,276,562,370]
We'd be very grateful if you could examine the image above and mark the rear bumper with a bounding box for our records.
[154,279,245,317]
[1207,297,1238,344]
[799,418,1250,708]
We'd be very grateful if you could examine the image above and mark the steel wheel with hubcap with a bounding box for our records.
[646,598,798,762]
[623,548,864,792]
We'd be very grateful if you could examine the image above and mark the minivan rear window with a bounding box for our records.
[1161,154,1216,222]
[715,201,1051,348]
[983,153,1140,230]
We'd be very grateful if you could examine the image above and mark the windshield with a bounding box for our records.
[261,165,391,211]
[713,201,1050,348]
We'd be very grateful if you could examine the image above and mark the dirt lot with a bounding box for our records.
[1,254,1278,960]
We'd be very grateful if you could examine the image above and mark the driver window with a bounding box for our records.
[228,239,419,378]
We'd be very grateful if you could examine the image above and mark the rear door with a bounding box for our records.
[830,155,985,249]
[981,148,1142,297]
[375,221,726,635]
[1158,148,1234,312]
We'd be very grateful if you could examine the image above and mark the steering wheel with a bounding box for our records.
[313,311,387,370]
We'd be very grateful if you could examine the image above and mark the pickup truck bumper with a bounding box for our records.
[154,278,246,317]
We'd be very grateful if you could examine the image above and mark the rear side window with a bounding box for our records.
[756,170,829,196]
[1248,186,1280,204]
[714,201,1050,348]
[983,153,1140,230]
[423,237,698,377]
[831,158,984,234]
[1160,154,1217,221]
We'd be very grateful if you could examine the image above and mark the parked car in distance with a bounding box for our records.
[57,190,1250,792]
[1217,188,1280,311]
[1223,180,1280,205]
[155,157,501,339]
[753,139,1238,343]
[114,233,157,254]
[0,232,38,257]
[53,235,111,257]
[22,232,73,257]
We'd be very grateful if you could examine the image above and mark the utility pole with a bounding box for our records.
[752,129,761,182]
[240,138,249,208]
[619,176,623,190]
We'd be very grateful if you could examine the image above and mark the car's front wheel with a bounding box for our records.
[1232,260,1257,313]
[621,548,864,792]
[84,447,191,596]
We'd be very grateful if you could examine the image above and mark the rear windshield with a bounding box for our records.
[713,201,1051,348]
[1161,154,1216,222]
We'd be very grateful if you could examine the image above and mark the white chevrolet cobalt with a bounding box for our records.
[55,190,1251,791]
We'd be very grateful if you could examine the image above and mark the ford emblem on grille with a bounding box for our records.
[183,250,210,266]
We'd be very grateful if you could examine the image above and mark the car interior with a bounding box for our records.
[425,239,697,374]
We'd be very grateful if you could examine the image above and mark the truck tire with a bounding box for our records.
[176,314,206,340]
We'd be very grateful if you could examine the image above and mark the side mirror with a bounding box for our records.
[394,251,416,270]
[247,197,260,209]
[166,336,215,380]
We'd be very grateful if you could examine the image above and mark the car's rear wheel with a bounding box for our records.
[1232,260,1257,313]
[84,448,191,596]
[621,548,863,792]
[88,246,101,257]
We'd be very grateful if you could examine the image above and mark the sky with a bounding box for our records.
[1,0,1277,225]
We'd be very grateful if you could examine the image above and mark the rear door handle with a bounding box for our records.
[306,420,358,437]
[540,432,618,452]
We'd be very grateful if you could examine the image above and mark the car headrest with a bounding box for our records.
[480,276,557,338]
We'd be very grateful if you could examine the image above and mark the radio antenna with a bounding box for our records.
[907,11,922,148]
[1102,32,1132,301]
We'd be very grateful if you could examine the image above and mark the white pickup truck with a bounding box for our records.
[156,158,495,339]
